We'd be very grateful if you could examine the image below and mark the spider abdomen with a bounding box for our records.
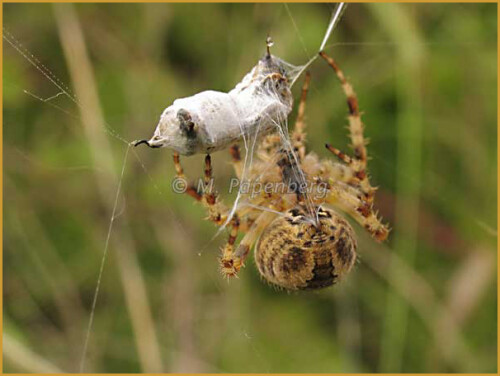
[255,207,357,290]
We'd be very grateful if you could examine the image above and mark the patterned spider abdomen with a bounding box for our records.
[255,207,357,290]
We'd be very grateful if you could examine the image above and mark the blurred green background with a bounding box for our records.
[3,3,497,373]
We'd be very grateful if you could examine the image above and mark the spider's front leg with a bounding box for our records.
[173,151,257,277]
[229,144,244,180]
[325,182,389,242]
[172,151,202,201]
[291,71,311,161]
[319,51,389,240]
[172,151,228,225]
[220,211,276,278]
[320,51,377,203]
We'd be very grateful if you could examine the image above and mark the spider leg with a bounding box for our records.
[220,210,277,278]
[229,144,244,180]
[202,154,231,224]
[173,151,202,201]
[219,214,241,277]
[320,51,376,203]
[173,151,266,278]
[203,154,216,205]
[292,71,311,160]
[172,151,229,225]
[324,184,389,242]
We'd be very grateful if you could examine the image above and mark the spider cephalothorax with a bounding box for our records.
[166,51,389,290]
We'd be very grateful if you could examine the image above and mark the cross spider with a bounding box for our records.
[173,51,389,290]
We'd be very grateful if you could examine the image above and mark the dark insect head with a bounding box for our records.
[177,108,196,137]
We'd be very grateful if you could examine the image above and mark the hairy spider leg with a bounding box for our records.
[319,51,377,204]
[229,144,244,180]
[173,151,202,201]
[291,71,311,160]
[172,152,229,225]
[173,151,274,278]
[219,214,242,277]
[324,184,388,241]
[318,51,388,240]
[221,210,277,278]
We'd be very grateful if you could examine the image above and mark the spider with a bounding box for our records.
[172,51,389,290]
